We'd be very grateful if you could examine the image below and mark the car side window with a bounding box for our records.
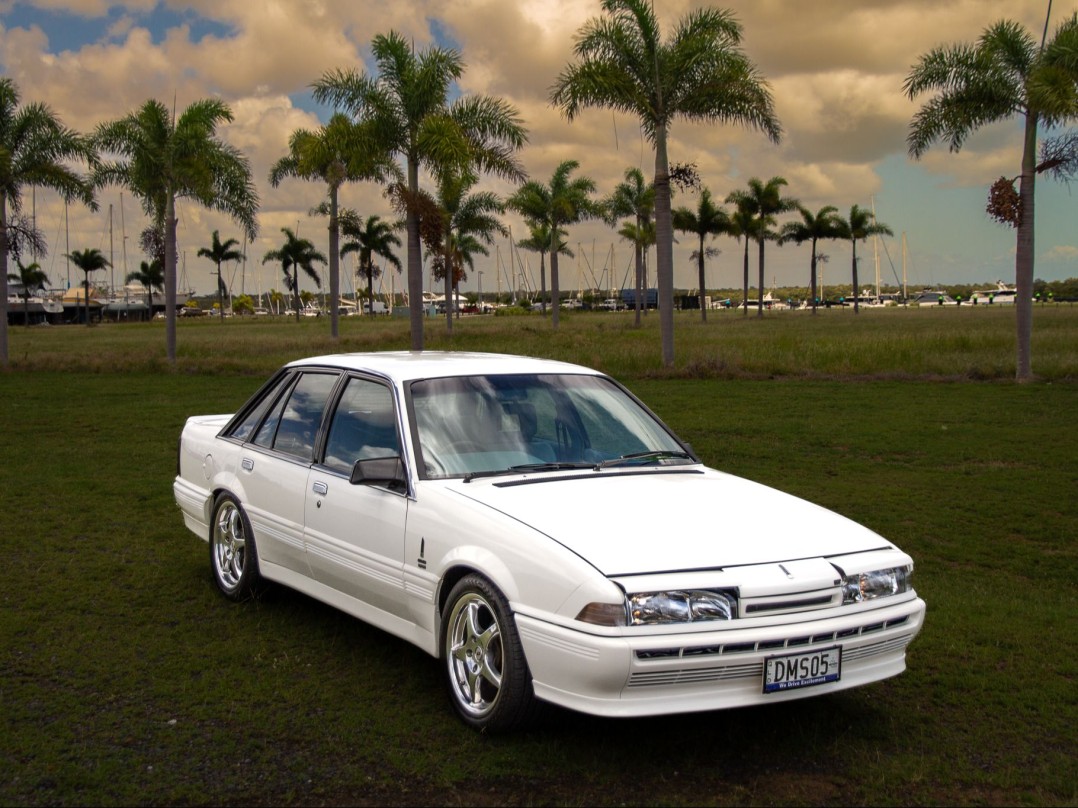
[228,372,293,442]
[257,372,338,460]
[323,377,399,474]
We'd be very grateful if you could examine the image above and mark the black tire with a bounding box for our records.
[441,573,539,732]
[209,493,263,601]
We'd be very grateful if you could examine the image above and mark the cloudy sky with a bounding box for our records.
[2,0,1076,300]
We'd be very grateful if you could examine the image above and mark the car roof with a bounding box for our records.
[287,351,603,383]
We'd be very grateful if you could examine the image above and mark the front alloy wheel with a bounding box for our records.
[442,574,538,732]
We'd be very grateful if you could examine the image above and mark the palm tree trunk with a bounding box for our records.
[697,234,707,323]
[294,268,302,322]
[216,262,224,323]
[810,238,819,315]
[443,242,454,334]
[165,191,178,363]
[540,252,547,316]
[329,184,340,339]
[549,246,560,330]
[851,241,860,314]
[1015,113,1037,381]
[0,198,8,364]
[406,163,424,351]
[742,239,749,317]
[756,240,765,318]
[634,240,643,327]
[653,128,675,366]
[366,264,374,316]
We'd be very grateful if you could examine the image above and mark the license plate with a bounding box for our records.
[763,646,841,693]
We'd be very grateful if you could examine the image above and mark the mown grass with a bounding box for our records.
[1,309,1075,806]
[5,303,1078,381]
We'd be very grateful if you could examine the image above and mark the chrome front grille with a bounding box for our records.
[628,616,913,687]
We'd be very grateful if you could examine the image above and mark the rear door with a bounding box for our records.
[238,370,339,574]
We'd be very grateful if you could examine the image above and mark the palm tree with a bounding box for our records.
[779,205,845,314]
[428,171,507,331]
[508,160,600,330]
[0,78,96,364]
[270,113,395,338]
[197,230,243,321]
[905,13,1078,380]
[673,188,730,322]
[837,205,892,314]
[267,288,285,316]
[617,218,656,313]
[313,31,527,351]
[93,98,258,362]
[606,167,655,325]
[66,247,110,325]
[8,260,49,326]
[339,211,402,316]
[727,177,798,318]
[125,259,164,316]
[516,221,571,314]
[726,195,758,316]
[262,227,326,321]
[551,0,781,365]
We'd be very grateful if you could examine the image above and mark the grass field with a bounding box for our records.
[1,309,1075,806]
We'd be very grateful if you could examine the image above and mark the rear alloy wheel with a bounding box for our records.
[442,574,538,732]
[210,494,262,601]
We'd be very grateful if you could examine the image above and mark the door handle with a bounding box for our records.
[312,481,329,496]
[241,457,254,471]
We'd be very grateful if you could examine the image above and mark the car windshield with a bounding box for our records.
[409,373,691,479]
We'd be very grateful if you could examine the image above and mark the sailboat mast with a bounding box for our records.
[109,203,114,294]
[872,196,880,300]
[120,194,129,299]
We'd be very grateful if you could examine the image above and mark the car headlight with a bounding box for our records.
[629,590,736,625]
[576,590,736,627]
[842,564,913,604]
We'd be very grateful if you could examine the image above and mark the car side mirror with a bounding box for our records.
[350,455,406,489]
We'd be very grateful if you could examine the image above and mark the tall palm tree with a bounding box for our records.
[66,247,110,326]
[313,31,527,351]
[779,205,845,314]
[508,160,600,330]
[339,211,402,316]
[617,218,656,312]
[197,230,243,321]
[8,259,49,326]
[905,13,1078,380]
[727,177,798,318]
[429,171,507,332]
[516,221,571,314]
[552,0,781,365]
[838,205,892,314]
[673,188,730,322]
[726,196,758,316]
[126,259,164,315]
[270,113,395,339]
[93,98,258,362]
[606,167,655,325]
[261,227,326,321]
[0,78,96,364]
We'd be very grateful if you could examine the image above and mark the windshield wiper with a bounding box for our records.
[463,462,594,482]
[597,450,696,469]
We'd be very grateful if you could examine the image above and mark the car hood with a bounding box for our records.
[448,467,890,576]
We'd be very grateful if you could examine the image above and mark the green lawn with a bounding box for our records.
[1,310,1075,805]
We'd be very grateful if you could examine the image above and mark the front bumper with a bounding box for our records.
[515,595,926,717]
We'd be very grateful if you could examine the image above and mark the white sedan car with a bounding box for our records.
[174,352,925,732]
